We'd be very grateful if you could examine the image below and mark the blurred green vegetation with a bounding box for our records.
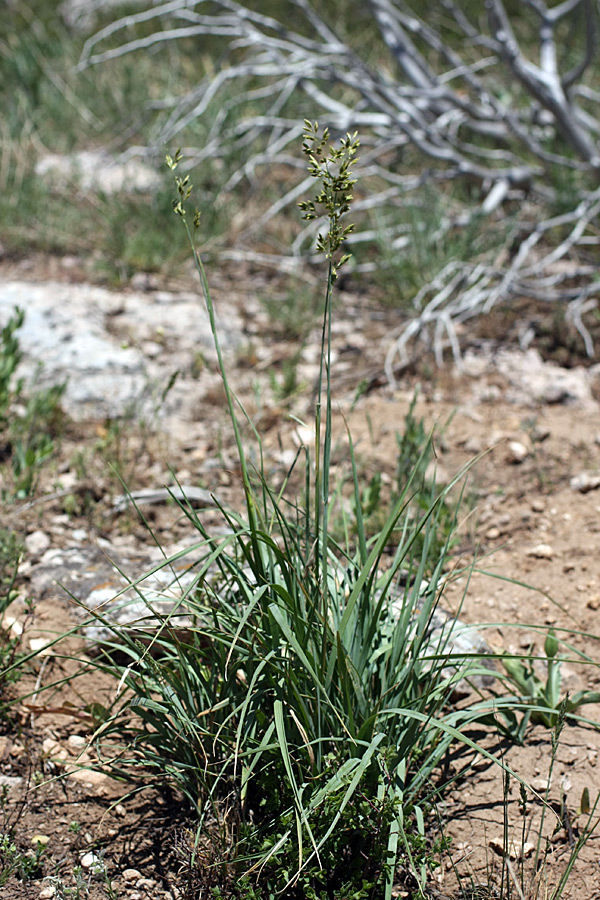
[0,0,597,316]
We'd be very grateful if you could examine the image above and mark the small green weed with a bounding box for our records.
[0,307,66,499]
[44,863,118,900]
[9,374,66,499]
[259,277,322,342]
[502,630,600,729]
[0,528,30,700]
[0,309,24,421]
[0,832,46,887]
[268,348,305,402]
[0,528,23,616]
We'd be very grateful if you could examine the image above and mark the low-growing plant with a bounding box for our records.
[0,306,66,499]
[10,374,66,499]
[0,528,22,614]
[259,276,323,343]
[502,630,600,730]
[44,863,118,900]
[0,831,46,887]
[0,308,24,426]
[392,395,458,564]
[0,528,29,694]
[267,347,305,403]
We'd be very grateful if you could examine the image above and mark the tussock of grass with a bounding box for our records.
[17,125,596,900]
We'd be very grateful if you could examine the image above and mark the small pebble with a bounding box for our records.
[31,834,50,846]
[25,530,51,557]
[2,616,23,636]
[29,637,54,656]
[506,440,529,464]
[488,836,534,859]
[531,498,546,512]
[122,869,143,882]
[38,887,56,899]
[131,271,158,291]
[526,543,553,559]
[67,768,107,787]
[293,425,316,447]
[462,436,483,454]
[80,851,106,875]
[42,738,68,760]
[587,596,600,610]
[533,425,551,442]
[142,340,164,358]
[0,774,23,789]
[571,472,600,493]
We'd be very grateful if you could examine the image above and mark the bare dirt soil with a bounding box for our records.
[2,258,600,899]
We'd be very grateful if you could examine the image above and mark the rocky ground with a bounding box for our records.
[2,254,600,898]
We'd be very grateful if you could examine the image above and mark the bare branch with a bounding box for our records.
[79,0,600,369]
[486,0,600,167]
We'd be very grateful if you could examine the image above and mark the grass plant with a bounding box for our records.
[0,117,594,897]
[0,9,598,892]
[337,391,460,572]
[62,124,550,899]
[373,184,513,304]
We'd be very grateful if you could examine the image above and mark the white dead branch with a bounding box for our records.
[78,0,600,369]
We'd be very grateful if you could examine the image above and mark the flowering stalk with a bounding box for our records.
[298,122,359,598]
